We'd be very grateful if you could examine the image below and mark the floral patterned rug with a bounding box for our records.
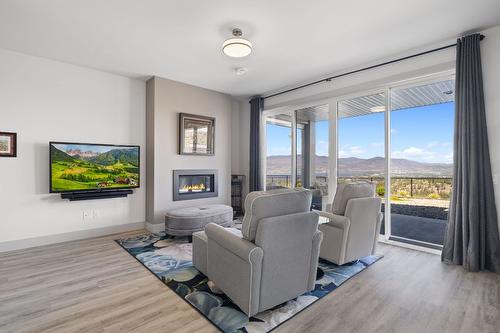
[115,232,382,333]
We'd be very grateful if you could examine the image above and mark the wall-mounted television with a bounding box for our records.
[49,142,140,193]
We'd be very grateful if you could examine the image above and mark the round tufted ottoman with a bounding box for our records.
[165,204,233,238]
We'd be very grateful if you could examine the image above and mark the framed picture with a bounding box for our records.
[0,132,17,157]
[179,113,215,155]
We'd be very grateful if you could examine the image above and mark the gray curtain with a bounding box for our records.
[442,34,500,273]
[249,97,264,192]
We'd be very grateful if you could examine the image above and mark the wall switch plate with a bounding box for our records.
[493,174,498,185]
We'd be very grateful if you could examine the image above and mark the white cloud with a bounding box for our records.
[316,140,329,156]
[392,146,437,161]
[403,147,425,156]
[339,145,366,158]
[443,152,453,163]
[350,146,365,155]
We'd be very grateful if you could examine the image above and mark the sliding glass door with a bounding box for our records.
[265,112,293,189]
[296,105,330,210]
[262,74,454,250]
[264,104,330,210]
[335,77,454,249]
[389,80,454,248]
[337,92,387,234]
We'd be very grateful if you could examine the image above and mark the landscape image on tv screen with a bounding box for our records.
[50,142,140,192]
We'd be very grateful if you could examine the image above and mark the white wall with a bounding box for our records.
[146,77,233,226]
[0,49,146,247]
[482,25,500,231]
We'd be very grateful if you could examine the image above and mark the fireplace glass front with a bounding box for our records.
[178,174,213,195]
[173,169,218,201]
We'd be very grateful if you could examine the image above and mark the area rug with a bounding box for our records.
[115,232,382,333]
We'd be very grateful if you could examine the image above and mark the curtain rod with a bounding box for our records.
[263,34,485,100]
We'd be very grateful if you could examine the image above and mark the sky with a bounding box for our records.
[266,101,454,164]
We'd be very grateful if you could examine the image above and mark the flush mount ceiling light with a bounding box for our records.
[222,28,252,58]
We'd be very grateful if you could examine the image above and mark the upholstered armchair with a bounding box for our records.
[315,182,382,265]
[197,188,322,317]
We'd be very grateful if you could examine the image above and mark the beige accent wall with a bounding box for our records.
[146,77,233,225]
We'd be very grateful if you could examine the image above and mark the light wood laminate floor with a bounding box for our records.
[1,230,499,333]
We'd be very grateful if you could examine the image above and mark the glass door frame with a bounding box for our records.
[333,88,390,240]
[262,110,308,189]
[262,104,333,193]
[331,70,455,248]
[261,70,454,252]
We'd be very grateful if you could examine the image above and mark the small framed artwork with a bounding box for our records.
[0,132,17,157]
[179,113,215,155]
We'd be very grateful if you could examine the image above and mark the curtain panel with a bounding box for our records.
[442,33,500,273]
[249,97,264,192]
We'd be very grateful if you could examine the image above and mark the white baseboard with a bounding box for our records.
[145,222,165,233]
[0,222,145,253]
[378,238,442,255]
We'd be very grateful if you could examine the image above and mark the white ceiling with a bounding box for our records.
[0,0,499,97]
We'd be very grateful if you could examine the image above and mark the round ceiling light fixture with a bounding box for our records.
[222,28,252,58]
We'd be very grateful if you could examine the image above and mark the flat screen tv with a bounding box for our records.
[50,142,140,193]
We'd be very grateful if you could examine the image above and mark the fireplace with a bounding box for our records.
[173,169,218,201]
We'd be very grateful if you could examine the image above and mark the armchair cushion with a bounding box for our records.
[331,182,375,215]
[242,188,312,241]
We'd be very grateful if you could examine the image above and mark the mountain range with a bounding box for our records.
[87,149,138,166]
[51,146,139,166]
[66,149,99,158]
[267,155,452,177]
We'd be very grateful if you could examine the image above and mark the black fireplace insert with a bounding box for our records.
[173,169,218,201]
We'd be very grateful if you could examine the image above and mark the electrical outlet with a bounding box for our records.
[82,210,91,220]
[92,210,99,219]
[493,174,498,185]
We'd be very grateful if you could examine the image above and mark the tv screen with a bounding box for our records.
[50,142,140,193]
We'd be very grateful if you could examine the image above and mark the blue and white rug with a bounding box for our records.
[115,232,382,333]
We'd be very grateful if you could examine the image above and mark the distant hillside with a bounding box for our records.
[51,146,75,162]
[66,149,99,159]
[267,155,453,177]
[88,148,139,166]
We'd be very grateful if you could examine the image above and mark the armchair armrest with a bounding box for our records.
[205,223,264,317]
[313,210,350,230]
[205,223,262,262]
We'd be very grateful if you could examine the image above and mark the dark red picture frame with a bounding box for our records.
[0,132,17,157]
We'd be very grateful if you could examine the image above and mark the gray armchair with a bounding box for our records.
[200,188,322,317]
[315,182,382,265]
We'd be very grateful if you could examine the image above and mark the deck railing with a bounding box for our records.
[266,175,452,200]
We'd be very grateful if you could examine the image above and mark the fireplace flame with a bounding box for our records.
[181,183,206,192]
